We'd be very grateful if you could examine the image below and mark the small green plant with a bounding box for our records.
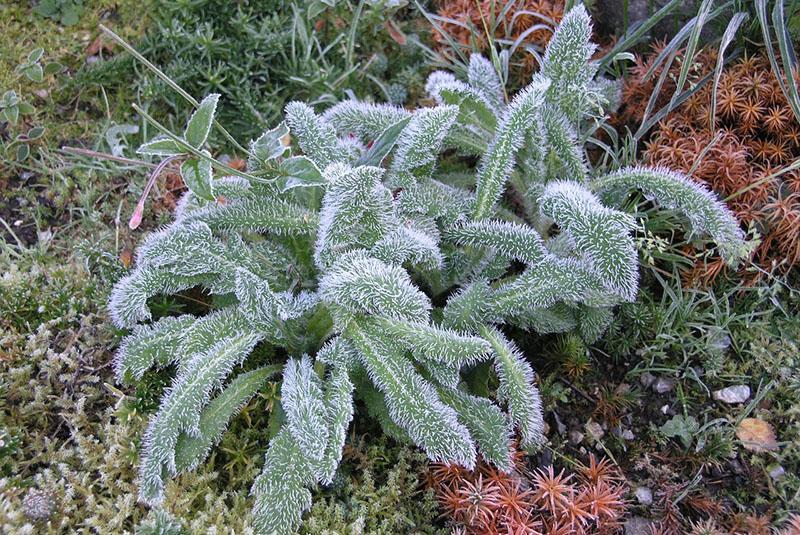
[109,6,745,533]
[33,0,84,26]
[1,47,62,161]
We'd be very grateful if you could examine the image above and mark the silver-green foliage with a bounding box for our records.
[110,5,745,533]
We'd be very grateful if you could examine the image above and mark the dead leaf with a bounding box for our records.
[119,248,133,268]
[385,19,407,45]
[86,35,114,57]
[228,157,247,171]
[736,418,778,452]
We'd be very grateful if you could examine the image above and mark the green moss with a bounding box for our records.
[302,438,444,535]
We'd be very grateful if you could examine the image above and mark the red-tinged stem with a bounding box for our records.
[130,155,181,230]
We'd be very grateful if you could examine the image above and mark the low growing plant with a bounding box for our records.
[109,6,745,533]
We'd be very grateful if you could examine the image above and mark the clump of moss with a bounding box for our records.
[619,46,800,283]
[303,437,444,534]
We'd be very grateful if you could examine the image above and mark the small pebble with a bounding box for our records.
[769,465,785,480]
[713,385,751,404]
[639,372,655,388]
[622,429,635,440]
[569,430,584,445]
[653,377,675,394]
[634,486,653,505]
[625,516,654,535]
[585,421,605,441]
[553,412,567,435]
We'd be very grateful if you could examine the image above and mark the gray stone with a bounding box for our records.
[635,486,653,505]
[769,465,785,480]
[569,430,584,445]
[585,421,605,441]
[625,516,655,535]
[622,429,635,440]
[639,371,656,388]
[653,377,675,394]
[713,385,751,404]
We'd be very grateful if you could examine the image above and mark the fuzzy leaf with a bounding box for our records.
[282,356,328,461]
[387,106,459,188]
[542,107,587,181]
[319,251,431,324]
[314,164,393,268]
[187,197,318,235]
[541,4,598,121]
[594,166,746,264]
[285,101,347,168]
[249,122,289,170]
[316,365,355,484]
[541,181,638,301]
[446,220,547,266]
[280,156,326,191]
[473,76,550,219]
[181,157,215,201]
[139,332,262,505]
[438,387,513,471]
[351,326,477,468]
[115,314,196,383]
[480,326,546,451]
[184,93,219,149]
[174,365,282,472]
[425,71,497,131]
[578,305,614,343]
[369,225,443,270]
[251,429,315,535]
[322,100,411,143]
[378,317,492,367]
[467,54,505,110]
[137,135,183,156]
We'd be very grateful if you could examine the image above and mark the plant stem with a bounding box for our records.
[99,24,251,156]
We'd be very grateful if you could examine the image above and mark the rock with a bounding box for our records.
[639,371,655,389]
[634,486,653,505]
[713,385,751,404]
[622,429,635,440]
[769,465,785,480]
[569,430,584,445]
[653,377,675,394]
[585,421,605,441]
[625,516,655,535]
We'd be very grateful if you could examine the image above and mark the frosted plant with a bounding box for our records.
[110,5,745,534]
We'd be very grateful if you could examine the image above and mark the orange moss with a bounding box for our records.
[432,0,564,82]
[433,0,563,49]
[620,48,800,283]
[430,451,627,534]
